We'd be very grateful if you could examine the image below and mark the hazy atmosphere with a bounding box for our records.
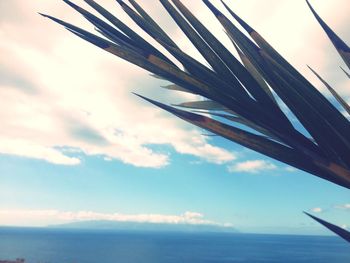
[0,0,349,235]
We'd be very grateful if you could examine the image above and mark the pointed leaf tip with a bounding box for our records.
[304,211,350,243]
[308,65,350,115]
[340,66,350,78]
[116,0,127,7]
[306,0,350,71]
[132,92,143,99]
[38,12,50,18]
[220,0,254,34]
[132,93,162,107]
[306,0,350,53]
[62,0,82,10]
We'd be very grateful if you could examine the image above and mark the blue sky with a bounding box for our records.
[0,0,349,235]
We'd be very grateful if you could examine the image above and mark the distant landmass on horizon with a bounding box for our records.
[48,220,239,233]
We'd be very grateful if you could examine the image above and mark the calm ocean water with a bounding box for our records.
[0,227,349,263]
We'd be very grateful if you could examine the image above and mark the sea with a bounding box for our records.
[0,227,349,263]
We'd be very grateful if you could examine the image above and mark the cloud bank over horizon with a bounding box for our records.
[0,209,233,228]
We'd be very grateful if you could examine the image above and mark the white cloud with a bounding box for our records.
[0,138,80,165]
[0,209,232,228]
[335,204,350,210]
[310,207,323,213]
[285,167,297,172]
[228,160,277,174]
[0,1,236,167]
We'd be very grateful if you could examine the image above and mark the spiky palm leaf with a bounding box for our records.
[42,0,350,188]
[42,0,350,242]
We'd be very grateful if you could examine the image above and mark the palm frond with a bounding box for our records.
[43,0,350,243]
[42,0,350,190]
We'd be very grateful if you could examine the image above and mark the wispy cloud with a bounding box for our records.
[0,209,232,228]
[285,167,297,172]
[335,204,350,210]
[227,160,277,174]
[310,207,323,213]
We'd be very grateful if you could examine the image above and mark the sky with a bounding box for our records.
[0,0,349,235]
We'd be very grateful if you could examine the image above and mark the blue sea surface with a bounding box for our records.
[0,227,349,263]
